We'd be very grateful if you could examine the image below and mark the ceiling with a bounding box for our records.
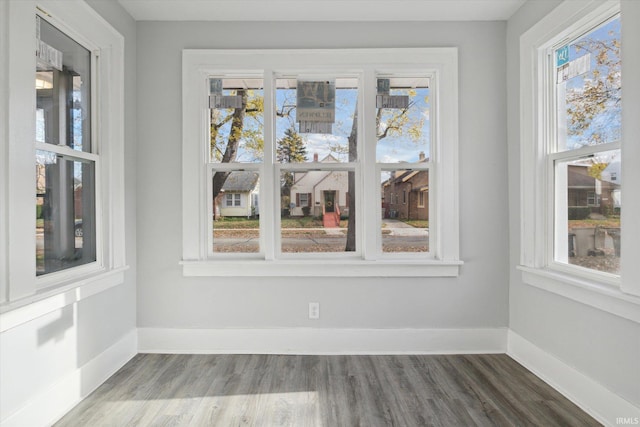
[117,0,527,22]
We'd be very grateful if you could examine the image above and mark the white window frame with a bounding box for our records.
[225,193,242,207]
[519,0,640,320]
[418,190,426,208]
[586,191,599,207]
[182,48,461,277]
[35,15,102,280]
[298,193,309,208]
[1,0,126,308]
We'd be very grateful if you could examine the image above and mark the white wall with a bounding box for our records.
[0,1,137,425]
[136,21,509,337]
[507,0,640,411]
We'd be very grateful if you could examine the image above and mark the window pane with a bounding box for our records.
[556,16,621,151]
[36,18,91,152]
[276,78,358,163]
[381,169,429,253]
[209,78,264,163]
[212,171,260,253]
[557,149,620,274]
[280,169,354,253]
[376,77,430,163]
[36,151,96,275]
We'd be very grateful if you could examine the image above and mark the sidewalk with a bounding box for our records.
[381,219,429,237]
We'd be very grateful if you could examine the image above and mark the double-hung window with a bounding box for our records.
[1,1,125,303]
[182,49,460,277]
[551,12,622,277]
[35,16,97,277]
[519,0,639,301]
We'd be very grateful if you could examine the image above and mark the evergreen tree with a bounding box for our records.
[277,128,308,199]
[277,127,308,163]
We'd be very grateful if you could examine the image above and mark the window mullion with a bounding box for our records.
[263,69,275,260]
[553,157,568,265]
[362,68,377,260]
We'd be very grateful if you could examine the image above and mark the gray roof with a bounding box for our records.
[221,171,259,192]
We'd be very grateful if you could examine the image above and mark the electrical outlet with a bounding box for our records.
[309,302,320,319]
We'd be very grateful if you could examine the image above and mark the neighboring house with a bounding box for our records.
[289,154,349,226]
[216,171,260,218]
[601,156,622,208]
[381,152,429,220]
[567,164,620,215]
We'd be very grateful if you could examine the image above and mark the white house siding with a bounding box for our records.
[220,193,253,217]
[291,170,348,216]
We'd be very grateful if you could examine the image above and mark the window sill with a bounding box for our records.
[0,266,129,332]
[517,265,640,324]
[181,259,463,278]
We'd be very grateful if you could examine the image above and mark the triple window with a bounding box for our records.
[182,49,460,274]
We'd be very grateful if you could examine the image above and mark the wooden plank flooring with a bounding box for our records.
[55,354,600,426]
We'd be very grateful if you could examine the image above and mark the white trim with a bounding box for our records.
[181,259,461,277]
[0,267,127,333]
[0,329,137,427]
[507,330,640,427]
[5,0,37,300]
[182,48,460,276]
[138,327,507,355]
[0,0,9,304]
[620,0,640,297]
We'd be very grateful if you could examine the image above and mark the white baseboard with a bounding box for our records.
[138,327,508,355]
[507,330,640,427]
[0,329,137,427]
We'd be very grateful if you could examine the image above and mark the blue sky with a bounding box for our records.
[275,85,430,164]
[214,80,431,164]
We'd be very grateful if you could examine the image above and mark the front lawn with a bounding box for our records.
[214,216,348,229]
[400,219,429,228]
[213,217,259,229]
[568,218,620,229]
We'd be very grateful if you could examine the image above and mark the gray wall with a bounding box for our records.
[507,0,640,407]
[136,21,510,330]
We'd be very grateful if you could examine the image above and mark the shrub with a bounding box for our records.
[568,207,591,220]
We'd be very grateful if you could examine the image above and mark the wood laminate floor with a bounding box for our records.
[55,353,600,427]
